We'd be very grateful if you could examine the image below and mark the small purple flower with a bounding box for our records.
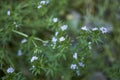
[7,10,10,16]
[59,37,65,42]
[79,62,85,67]
[73,53,77,59]
[17,49,22,56]
[100,27,108,33]
[55,32,58,36]
[61,25,68,31]
[70,64,78,70]
[7,67,14,73]
[31,56,38,62]
[52,37,57,44]
[53,18,58,23]
[21,38,27,43]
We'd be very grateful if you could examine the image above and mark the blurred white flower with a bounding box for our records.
[88,42,91,45]
[73,53,77,59]
[32,65,35,68]
[52,37,57,44]
[88,42,92,49]
[59,37,65,42]
[13,22,19,28]
[53,18,58,23]
[15,24,19,28]
[21,38,27,43]
[37,5,42,9]
[31,56,38,62]
[7,10,10,16]
[100,27,108,33]
[13,22,16,25]
[92,27,98,31]
[43,41,48,46]
[76,70,80,76]
[70,64,78,70]
[81,26,89,31]
[55,32,58,36]
[81,56,84,60]
[17,49,22,56]
[46,1,49,4]
[7,67,14,73]
[40,1,46,5]
[61,25,68,31]
[79,62,85,67]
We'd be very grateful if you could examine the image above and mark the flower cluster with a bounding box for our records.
[81,26,108,33]
[70,62,85,70]
[51,19,68,45]
[70,52,85,76]
[37,0,49,9]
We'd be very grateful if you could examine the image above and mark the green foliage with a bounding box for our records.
[0,0,120,80]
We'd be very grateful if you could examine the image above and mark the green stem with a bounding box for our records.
[32,40,37,47]
[12,29,48,43]
[33,37,48,43]
[12,30,28,38]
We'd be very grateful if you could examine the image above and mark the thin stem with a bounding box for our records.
[33,37,48,43]
[12,30,28,38]
[12,29,48,43]
[32,40,37,47]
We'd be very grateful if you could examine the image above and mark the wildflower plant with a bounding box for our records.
[0,0,110,80]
